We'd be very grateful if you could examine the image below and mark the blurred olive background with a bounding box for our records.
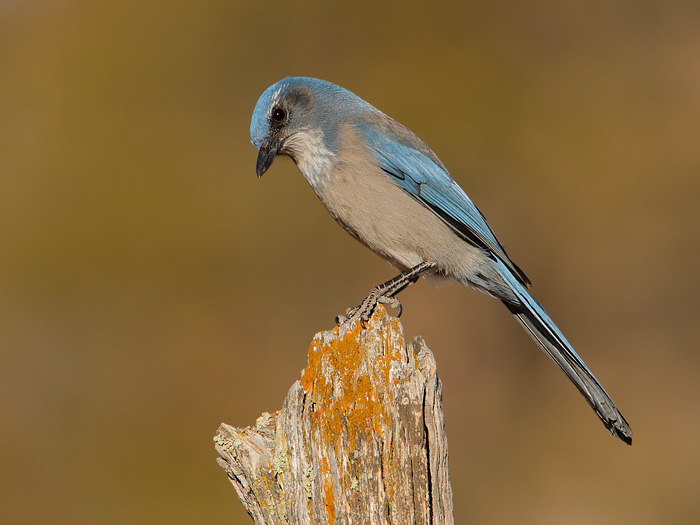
[2,1,699,523]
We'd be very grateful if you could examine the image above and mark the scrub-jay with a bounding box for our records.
[250,77,632,444]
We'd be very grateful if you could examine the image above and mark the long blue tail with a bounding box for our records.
[495,262,632,444]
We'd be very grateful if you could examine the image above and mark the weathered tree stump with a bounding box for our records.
[214,306,454,524]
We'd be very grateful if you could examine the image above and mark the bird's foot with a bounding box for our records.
[335,261,435,328]
[335,290,403,328]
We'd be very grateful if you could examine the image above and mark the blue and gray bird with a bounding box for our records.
[250,77,632,444]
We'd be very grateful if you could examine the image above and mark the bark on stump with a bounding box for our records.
[214,306,454,524]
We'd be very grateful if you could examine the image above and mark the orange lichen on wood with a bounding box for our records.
[320,456,335,524]
[300,305,405,452]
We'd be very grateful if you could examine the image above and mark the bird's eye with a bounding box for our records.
[271,107,287,122]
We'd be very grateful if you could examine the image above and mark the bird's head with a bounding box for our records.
[250,77,374,178]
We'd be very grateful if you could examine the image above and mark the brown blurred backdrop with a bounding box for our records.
[1,1,699,523]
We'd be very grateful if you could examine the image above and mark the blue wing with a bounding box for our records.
[357,118,530,287]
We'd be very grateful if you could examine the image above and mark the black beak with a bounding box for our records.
[255,135,284,178]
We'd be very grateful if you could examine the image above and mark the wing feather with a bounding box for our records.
[356,117,530,287]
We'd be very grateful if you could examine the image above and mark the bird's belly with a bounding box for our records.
[316,166,488,279]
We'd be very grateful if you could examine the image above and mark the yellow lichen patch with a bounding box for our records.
[255,411,273,431]
[304,464,315,499]
[213,430,243,454]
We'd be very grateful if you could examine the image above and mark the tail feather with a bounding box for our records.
[496,263,632,444]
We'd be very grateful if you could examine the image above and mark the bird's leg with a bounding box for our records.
[336,261,435,328]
